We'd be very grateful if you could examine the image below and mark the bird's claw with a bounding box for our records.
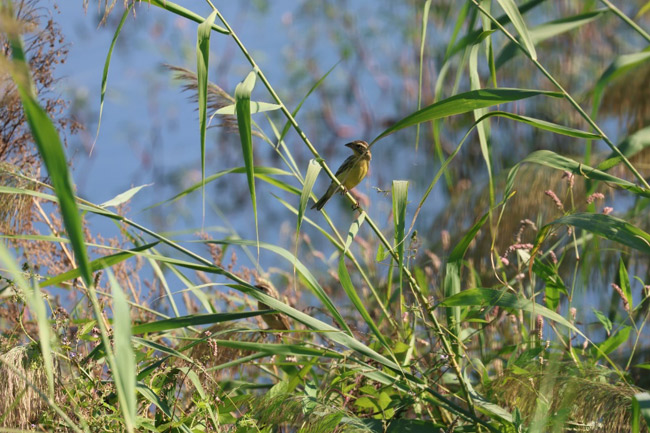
[351,201,360,211]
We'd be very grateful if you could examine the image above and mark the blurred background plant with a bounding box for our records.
[1,0,650,431]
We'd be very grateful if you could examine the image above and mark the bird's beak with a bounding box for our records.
[344,142,354,149]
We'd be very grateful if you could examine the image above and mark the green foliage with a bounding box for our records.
[2,1,650,432]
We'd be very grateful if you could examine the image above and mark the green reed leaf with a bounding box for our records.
[146,0,228,34]
[235,71,259,254]
[392,181,408,306]
[100,184,153,208]
[94,4,132,153]
[496,0,537,60]
[372,88,562,143]
[108,271,136,433]
[496,9,606,68]
[9,34,92,287]
[197,9,217,220]
[40,242,159,288]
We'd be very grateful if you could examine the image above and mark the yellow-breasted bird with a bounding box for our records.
[311,140,371,211]
[255,281,291,331]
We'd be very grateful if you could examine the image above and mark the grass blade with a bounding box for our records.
[633,392,650,432]
[506,150,650,199]
[298,159,321,236]
[215,101,281,114]
[9,33,92,287]
[107,272,136,433]
[337,213,391,352]
[132,311,268,334]
[144,166,291,210]
[209,238,352,335]
[371,88,562,143]
[40,242,159,288]
[415,0,432,151]
[93,5,131,154]
[0,244,55,398]
[542,213,650,255]
[197,10,218,221]
[440,288,576,332]
[496,9,606,68]
[235,71,259,255]
[145,0,228,34]
[496,0,537,60]
[100,183,152,208]
[392,181,408,314]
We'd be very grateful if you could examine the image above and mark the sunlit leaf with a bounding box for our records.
[197,9,218,220]
[9,34,92,286]
[100,184,153,208]
[94,4,132,153]
[215,101,282,115]
[234,71,259,254]
[372,88,562,143]
[495,0,537,60]
[108,271,136,432]
[496,9,606,67]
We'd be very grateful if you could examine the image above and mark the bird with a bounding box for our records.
[311,140,372,211]
[255,280,291,331]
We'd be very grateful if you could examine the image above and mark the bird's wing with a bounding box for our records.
[334,154,357,177]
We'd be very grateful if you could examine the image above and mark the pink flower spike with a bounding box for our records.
[544,190,564,211]
[602,206,613,215]
[586,192,605,204]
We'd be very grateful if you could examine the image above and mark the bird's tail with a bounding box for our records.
[311,183,339,210]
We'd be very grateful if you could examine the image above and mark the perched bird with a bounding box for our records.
[255,281,291,331]
[311,140,372,211]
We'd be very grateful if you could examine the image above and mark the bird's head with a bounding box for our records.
[345,140,371,159]
[254,280,278,298]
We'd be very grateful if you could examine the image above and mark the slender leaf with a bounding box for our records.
[392,181,408,305]
[448,0,546,58]
[215,101,282,115]
[592,51,650,120]
[209,238,352,334]
[235,71,259,253]
[372,88,562,143]
[146,0,228,34]
[278,61,340,146]
[597,125,650,171]
[633,392,650,432]
[100,183,153,208]
[469,43,494,207]
[197,10,218,220]
[9,34,92,286]
[415,0,432,150]
[0,244,54,398]
[441,288,577,332]
[144,166,290,210]
[618,258,634,311]
[595,326,631,359]
[506,150,650,199]
[337,214,391,352]
[298,159,321,236]
[108,272,136,432]
[496,9,606,68]
[444,213,490,345]
[94,4,132,153]
[40,242,159,288]
[496,0,537,60]
[132,311,267,335]
[543,213,650,255]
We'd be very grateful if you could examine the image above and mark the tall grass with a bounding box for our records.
[1,0,650,431]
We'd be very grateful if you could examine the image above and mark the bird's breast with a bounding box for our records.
[341,159,369,189]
